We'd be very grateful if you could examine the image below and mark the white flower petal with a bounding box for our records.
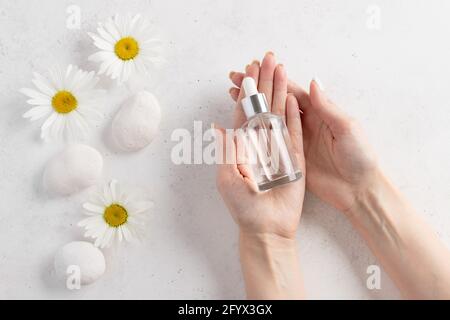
[32,72,56,96]
[97,57,116,75]
[117,226,123,242]
[97,24,116,44]
[96,226,109,248]
[113,14,125,36]
[122,225,133,242]
[40,112,58,139]
[110,60,123,80]
[83,221,105,233]
[110,179,119,201]
[49,115,65,140]
[71,111,90,137]
[85,225,103,238]
[129,14,141,32]
[23,106,51,121]
[101,227,114,248]
[78,215,102,227]
[104,17,121,40]
[48,68,64,90]
[83,202,105,214]
[88,50,115,63]
[121,61,131,82]
[102,184,113,204]
[88,32,114,51]
[94,230,105,247]
[64,66,81,90]
[20,88,50,100]
[26,98,50,106]
[76,106,103,123]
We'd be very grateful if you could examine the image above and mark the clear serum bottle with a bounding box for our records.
[240,77,302,191]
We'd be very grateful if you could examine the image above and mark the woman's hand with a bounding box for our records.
[216,52,306,240]
[229,71,378,214]
[216,52,306,299]
[230,66,450,299]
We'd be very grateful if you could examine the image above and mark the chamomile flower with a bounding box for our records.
[78,180,153,248]
[21,65,104,141]
[88,14,162,83]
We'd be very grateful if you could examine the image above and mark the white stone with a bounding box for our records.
[54,241,106,286]
[111,91,161,152]
[43,144,103,196]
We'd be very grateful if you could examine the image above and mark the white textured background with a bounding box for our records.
[0,0,449,299]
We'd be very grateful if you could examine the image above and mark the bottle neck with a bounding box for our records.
[241,93,269,119]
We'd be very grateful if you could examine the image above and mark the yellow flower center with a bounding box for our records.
[51,90,77,114]
[103,204,128,227]
[114,37,139,60]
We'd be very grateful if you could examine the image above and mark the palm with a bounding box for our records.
[302,109,376,212]
[218,53,306,239]
[225,175,304,238]
[268,179,304,235]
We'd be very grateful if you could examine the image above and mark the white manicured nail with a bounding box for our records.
[313,76,324,91]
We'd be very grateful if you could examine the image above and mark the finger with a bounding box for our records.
[233,61,260,129]
[271,64,287,116]
[229,71,245,87]
[309,79,349,133]
[287,80,310,113]
[214,123,256,191]
[213,123,238,177]
[285,94,304,158]
[258,52,277,108]
[229,87,239,101]
[231,72,310,113]
[234,128,255,180]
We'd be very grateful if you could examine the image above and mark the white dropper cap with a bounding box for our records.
[240,77,269,119]
[242,77,258,97]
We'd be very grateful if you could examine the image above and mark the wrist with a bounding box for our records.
[239,231,303,299]
[239,231,298,252]
[346,168,396,224]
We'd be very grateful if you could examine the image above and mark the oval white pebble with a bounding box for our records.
[111,91,161,152]
[43,144,103,196]
[54,241,106,286]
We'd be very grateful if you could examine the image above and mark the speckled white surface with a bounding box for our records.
[1,0,450,299]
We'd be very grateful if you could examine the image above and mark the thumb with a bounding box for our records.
[309,78,349,133]
[212,122,235,168]
[212,123,256,192]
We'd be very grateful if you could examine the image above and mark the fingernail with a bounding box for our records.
[229,71,235,79]
[251,60,260,66]
[313,76,324,91]
[288,94,304,114]
[245,64,250,72]
[266,51,274,56]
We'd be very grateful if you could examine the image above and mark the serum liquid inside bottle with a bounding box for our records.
[240,77,302,191]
